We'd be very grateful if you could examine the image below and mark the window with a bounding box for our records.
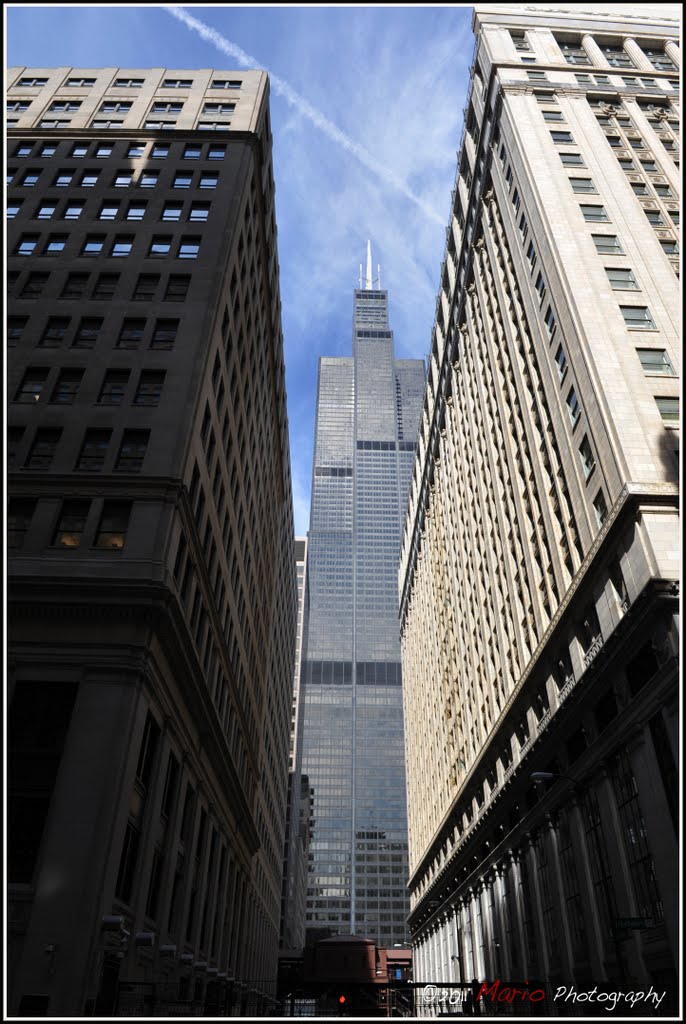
[14,142,34,157]
[526,70,547,80]
[202,102,235,115]
[644,210,665,226]
[637,350,675,376]
[40,316,70,346]
[660,239,679,256]
[64,201,84,220]
[115,430,150,471]
[164,274,190,301]
[567,387,581,427]
[110,235,134,258]
[526,241,537,272]
[8,100,30,112]
[559,41,591,66]
[151,144,169,158]
[570,177,597,193]
[95,501,131,549]
[66,77,96,87]
[150,319,179,349]
[640,160,658,173]
[14,367,49,403]
[148,236,172,258]
[126,170,157,197]
[21,169,41,186]
[113,171,133,188]
[534,271,546,302]
[544,305,557,340]
[18,77,47,87]
[593,234,623,254]
[643,47,677,73]
[173,173,193,189]
[162,202,183,222]
[99,101,131,114]
[76,429,111,470]
[145,120,176,131]
[126,202,147,221]
[81,235,105,256]
[99,202,120,221]
[618,158,636,171]
[98,369,130,405]
[579,435,596,479]
[560,153,585,166]
[36,202,57,220]
[197,121,231,132]
[620,306,656,330]
[555,344,568,381]
[580,204,609,222]
[211,79,241,89]
[152,101,183,114]
[39,142,58,157]
[551,131,575,144]
[199,172,219,189]
[134,370,166,406]
[162,78,193,88]
[630,182,649,196]
[49,100,81,112]
[653,184,674,198]
[133,274,159,301]
[53,500,90,547]
[23,272,50,297]
[655,397,679,425]
[15,234,39,256]
[208,144,227,160]
[593,490,608,527]
[92,144,112,159]
[178,237,200,260]
[25,428,61,469]
[73,317,103,348]
[53,170,74,187]
[80,171,100,187]
[8,499,36,549]
[183,144,202,159]
[606,267,639,290]
[117,318,146,348]
[92,272,119,299]
[40,119,70,129]
[44,234,68,254]
[189,202,210,222]
[543,110,565,122]
[115,78,144,88]
[51,368,83,404]
[60,272,88,298]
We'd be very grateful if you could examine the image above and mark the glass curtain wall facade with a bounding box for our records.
[301,249,425,947]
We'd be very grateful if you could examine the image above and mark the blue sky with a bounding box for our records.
[7,4,475,534]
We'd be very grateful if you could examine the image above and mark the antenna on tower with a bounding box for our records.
[366,240,373,290]
[378,264,381,290]
[359,264,363,289]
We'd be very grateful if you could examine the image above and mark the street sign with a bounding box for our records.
[614,917,655,930]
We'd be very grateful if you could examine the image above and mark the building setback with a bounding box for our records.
[300,245,425,948]
[399,7,679,1012]
[7,67,297,1016]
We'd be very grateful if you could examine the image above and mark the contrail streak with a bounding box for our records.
[165,5,445,226]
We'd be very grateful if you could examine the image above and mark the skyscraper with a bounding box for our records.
[300,245,425,947]
[399,6,679,1007]
[7,67,297,1016]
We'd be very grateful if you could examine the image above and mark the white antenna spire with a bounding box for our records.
[359,263,363,289]
[378,263,381,290]
[366,239,373,290]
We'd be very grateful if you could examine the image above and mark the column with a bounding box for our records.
[581,33,609,69]
[664,40,680,67]
[449,905,461,982]
[544,812,575,980]
[566,792,607,982]
[523,831,550,981]
[492,866,511,979]
[509,850,529,974]
[622,37,655,72]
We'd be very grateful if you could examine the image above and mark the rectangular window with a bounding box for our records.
[80,171,100,187]
[53,500,90,547]
[139,171,159,188]
[126,202,147,221]
[95,143,113,158]
[148,236,172,258]
[151,99,183,112]
[580,204,609,222]
[560,153,585,166]
[630,182,649,196]
[36,202,57,220]
[543,110,565,122]
[114,822,140,903]
[25,427,62,469]
[134,370,165,406]
[544,305,557,340]
[98,369,130,405]
[555,344,568,381]
[39,142,58,157]
[117,318,146,348]
[44,234,68,254]
[551,130,574,144]
[606,267,639,290]
[199,172,219,189]
[115,78,144,88]
[133,273,159,301]
[593,490,608,527]
[534,271,546,302]
[162,78,193,88]
[653,184,674,198]
[8,498,37,549]
[110,236,134,257]
[64,202,84,220]
[22,272,50,297]
[660,239,679,256]
[99,202,120,220]
[183,144,202,159]
[21,169,42,186]
[99,101,131,114]
[53,170,74,187]
[151,144,169,159]
[66,77,96,87]
[211,80,241,90]
[14,367,49,404]
[620,306,656,330]
[164,275,190,301]
[113,171,133,188]
[197,121,231,132]
[51,368,83,404]
[15,234,39,256]
[77,429,111,471]
[202,102,235,115]
[570,177,596,193]
[150,319,179,349]
[92,272,119,299]
[655,397,679,425]
[40,316,70,346]
[49,100,81,112]
[644,210,665,226]
[73,316,103,348]
[526,241,537,272]
[208,144,227,160]
[178,237,200,259]
[173,173,193,189]
[81,235,105,256]
[115,430,150,472]
[14,142,33,157]
[60,272,88,299]
[17,77,48,87]
[567,387,581,427]
[593,234,623,254]
[162,202,183,221]
[144,120,176,131]
[579,435,596,479]
[188,202,210,222]
[637,350,675,376]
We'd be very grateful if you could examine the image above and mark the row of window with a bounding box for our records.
[13,233,202,259]
[10,167,220,189]
[14,75,243,90]
[8,98,236,116]
[9,270,190,303]
[525,69,679,92]
[8,116,234,132]
[13,139,228,160]
[12,426,150,473]
[13,366,165,406]
[9,198,211,223]
[9,314,181,349]
[8,497,131,550]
